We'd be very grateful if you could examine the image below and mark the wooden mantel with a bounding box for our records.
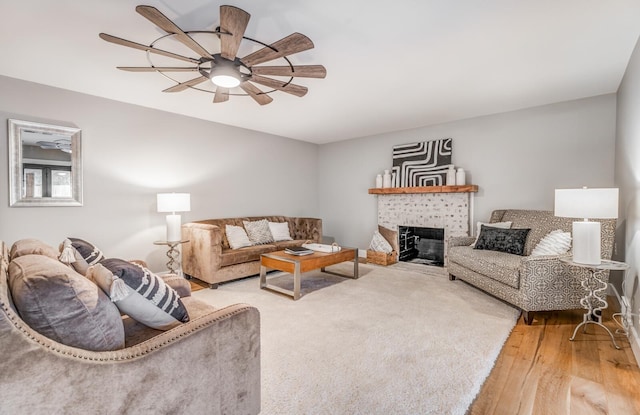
[368,185,478,194]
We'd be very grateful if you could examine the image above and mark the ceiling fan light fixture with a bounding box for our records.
[211,74,241,88]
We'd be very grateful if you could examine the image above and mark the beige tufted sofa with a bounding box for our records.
[0,240,260,414]
[182,216,322,288]
[447,210,616,325]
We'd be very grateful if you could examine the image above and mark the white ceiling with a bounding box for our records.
[1,0,639,144]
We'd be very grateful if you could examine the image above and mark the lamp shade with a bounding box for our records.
[157,193,191,213]
[554,188,618,219]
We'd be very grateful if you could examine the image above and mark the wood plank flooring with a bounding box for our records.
[469,303,640,415]
[189,278,640,414]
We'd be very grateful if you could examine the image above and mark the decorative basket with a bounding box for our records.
[366,250,397,266]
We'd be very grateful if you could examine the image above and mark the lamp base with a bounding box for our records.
[166,214,182,242]
[572,221,601,265]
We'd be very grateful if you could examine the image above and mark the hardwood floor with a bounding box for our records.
[469,303,640,415]
[188,277,640,414]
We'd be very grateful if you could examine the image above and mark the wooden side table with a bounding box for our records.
[154,239,189,277]
[560,257,629,350]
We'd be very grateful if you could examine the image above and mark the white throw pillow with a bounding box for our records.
[471,221,512,247]
[369,230,393,253]
[531,229,572,256]
[243,219,275,244]
[225,225,253,249]
[268,221,293,241]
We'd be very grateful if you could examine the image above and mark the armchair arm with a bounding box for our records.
[0,303,261,415]
[161,274,191,297]
[181,222,224,282]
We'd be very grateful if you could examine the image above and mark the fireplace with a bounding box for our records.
[398,226,445,267]
[374,190,474,266]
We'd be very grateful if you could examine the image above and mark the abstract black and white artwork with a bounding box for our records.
[391,138,453,187]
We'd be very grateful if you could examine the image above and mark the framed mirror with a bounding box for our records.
[8,119,83,207]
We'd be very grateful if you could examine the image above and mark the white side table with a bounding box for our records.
[154,239,189,277]
[560,257,628,350]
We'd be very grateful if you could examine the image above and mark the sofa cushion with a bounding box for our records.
[8,254,125,351]
[498,210,572,256]
[475,226,531,256]
[268,221,293,242]
[225,225,253,249]
[243,219,275,245]
[10,238,59,260]
[89,259,190,330]
[449,245,522,289]
[220,244,277,267]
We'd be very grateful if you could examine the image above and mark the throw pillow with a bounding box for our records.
[471,221,512,247]
[369,230,393,253]
[474,225,531,256]
[531,229,572,256]
[8,254,125,351]
[225,225,253,249]
[88,258,189,330]
[268,221,293,242]
[10,238,59,260]
[243,219,275,245]
[59,237,105,275]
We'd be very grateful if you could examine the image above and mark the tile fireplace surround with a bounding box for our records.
[373,187,476,266]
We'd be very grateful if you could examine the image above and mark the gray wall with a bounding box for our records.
[318,94,617,251]
[0,76,319,272]
[615,35,640,359]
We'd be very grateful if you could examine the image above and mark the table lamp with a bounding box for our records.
[157,193,191,242]
[554,187,618,265]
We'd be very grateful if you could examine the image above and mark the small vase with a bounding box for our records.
[446,166,456,186]
[456,168,466,186]
[383,170,391,188]
[375,174,383,188]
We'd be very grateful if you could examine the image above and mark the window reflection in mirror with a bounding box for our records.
[8,119,82,207]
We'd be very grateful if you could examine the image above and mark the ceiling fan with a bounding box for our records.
[99,5,326,105]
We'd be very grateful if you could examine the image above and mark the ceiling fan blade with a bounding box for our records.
[99,33,199,64]
[162,76,209,93]
[220,5,251,60]
[241,33,314,67]
[136,5,213,59]
[240,82,273,105]
[250,75,308,97]
[213,86,229,103]
[251,65,326,78]
[117,66,199,72]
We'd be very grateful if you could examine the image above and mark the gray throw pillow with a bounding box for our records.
[473,225,531,256]
[8,254,125,351]
[243,219,275,245]
[10,238,59,260]
[90,258,189,330]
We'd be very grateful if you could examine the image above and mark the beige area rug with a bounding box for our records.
[193,262,519,415]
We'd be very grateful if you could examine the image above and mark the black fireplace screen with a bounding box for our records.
[398,226,445,267]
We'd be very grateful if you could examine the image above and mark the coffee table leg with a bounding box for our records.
[353,251,359,279]
[293,262,301,300]
[259,264,267,289]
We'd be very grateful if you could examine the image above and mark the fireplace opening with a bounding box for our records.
[398,226,445,267]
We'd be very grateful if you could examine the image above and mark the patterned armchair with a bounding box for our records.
[447,210,616,324]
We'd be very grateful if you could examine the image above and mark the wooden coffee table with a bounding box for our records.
[259,248,359,300]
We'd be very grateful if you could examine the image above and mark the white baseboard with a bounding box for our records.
[630,325,640,368]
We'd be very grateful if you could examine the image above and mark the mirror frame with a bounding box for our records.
[8,119,83,207]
